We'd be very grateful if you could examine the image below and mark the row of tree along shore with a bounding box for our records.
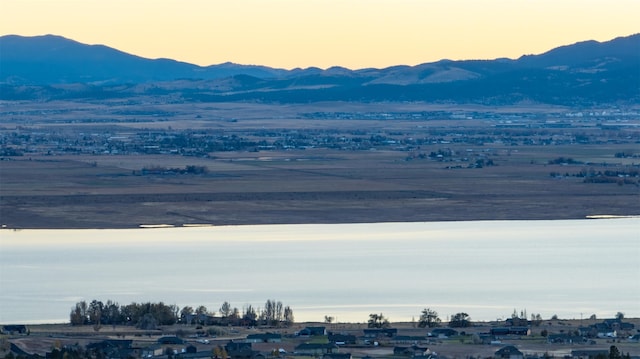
[70,299,294,330]
[70,299,628,331]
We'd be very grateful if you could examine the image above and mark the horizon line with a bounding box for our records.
[2,32,638,72]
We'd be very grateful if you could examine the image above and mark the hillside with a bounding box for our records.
[1,33,638,105]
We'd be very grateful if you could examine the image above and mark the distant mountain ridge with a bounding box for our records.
[1,33,638,105]
[0,34,289,83]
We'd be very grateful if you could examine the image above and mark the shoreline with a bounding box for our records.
[2,215,639,231]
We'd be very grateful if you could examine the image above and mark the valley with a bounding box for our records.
[1,100,638,229]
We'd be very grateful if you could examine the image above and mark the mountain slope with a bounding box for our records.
[0,34,287,84]
[1,33,638,105]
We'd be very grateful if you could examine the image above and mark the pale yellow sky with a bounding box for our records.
[1,0,638,69]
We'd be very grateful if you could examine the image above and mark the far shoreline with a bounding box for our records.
[2,215,640,231]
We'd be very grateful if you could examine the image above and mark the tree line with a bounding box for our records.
[368,308,563,329]
[367,309,471,329]
[69,299,293,330]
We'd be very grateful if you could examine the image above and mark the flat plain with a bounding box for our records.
[0,100,638,228]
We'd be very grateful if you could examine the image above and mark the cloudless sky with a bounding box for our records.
[1,0,638,69]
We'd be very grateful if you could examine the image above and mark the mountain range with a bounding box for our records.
[1,33,638,105]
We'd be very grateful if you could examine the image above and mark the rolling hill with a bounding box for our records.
[1,33,638,105]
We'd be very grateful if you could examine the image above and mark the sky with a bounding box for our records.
[1,0,639,70]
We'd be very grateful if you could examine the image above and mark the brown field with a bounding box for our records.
[0,101,639,228]
[1,148,638,229]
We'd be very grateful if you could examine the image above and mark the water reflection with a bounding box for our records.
[1,219,638,324]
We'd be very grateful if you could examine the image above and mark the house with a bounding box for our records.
[298,326,327,336]
[490,328,511,336]
[602,319,634,331]
[86,339,135,359]
[628,334,640,343]
[226,348,264,359]
[226,342,252,352]
[141,344,164,358]
[328,333,357,345]
[597,331,617,338]
[393,345,429,357]
[547,334,585,344]
[390,336,428,345]
[585,319,635,338]
[363,328,398,338]
[618,322,635,331]
[477,333,495,345]
[2,325,28,335]
[294,343,338,356]
[177,351,216,359]
[494,345,523,359]
[182,313,220,325]
[571,349,609,358]
[505,317,529,327]
[45,345,86,359]
[429,328,458,338]
[225,342,257,359]
[490,327,530,337]
[246,333,282,343]
[86,339,133,350]
[578,326,596,337]
[323,353,352,359]
[158,336,185,345]
[508,327,530,336]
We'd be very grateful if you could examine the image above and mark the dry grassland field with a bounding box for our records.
[0,100,638,228]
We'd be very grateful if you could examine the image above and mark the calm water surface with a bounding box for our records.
[1,219,638,324]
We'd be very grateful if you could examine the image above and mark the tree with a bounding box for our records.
[230,307,240,322]
[276,302,284,324]
[102,300,122,326]
[88,300,104,331]
[120,303,140,325]
[195,305,208,316]
[531,313,543,326]
[259,300,290,326]
[367,313,390,328]
[283,306,294,327]
[609,345,621,359]
[181,306,194,324]
[418,308,441,328]
[220,302,232,318]
[261,299,283,326]
[213,346,228,359]
[149,302,177,325]
[170,304,180,322]
[70,301,88,325]
[615,312,624,320]
[195,305,208,324]
[137,313,158,330]
[242,305,258,326]
[449,312,471,328]
[324,315,334,324]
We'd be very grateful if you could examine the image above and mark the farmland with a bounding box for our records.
[1,100,638,228]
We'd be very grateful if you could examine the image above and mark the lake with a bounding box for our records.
[1,219,638,324]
